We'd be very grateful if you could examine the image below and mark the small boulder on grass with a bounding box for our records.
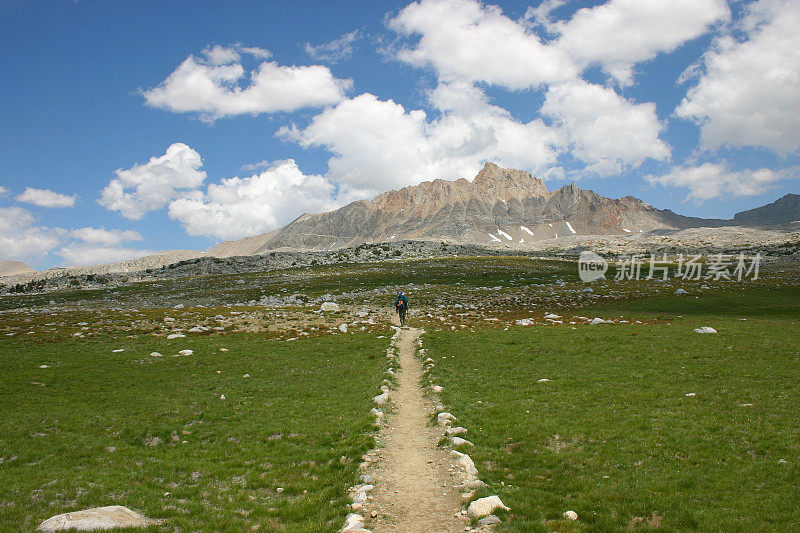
[457,478,488,490]
[340,513,369,532]
[693,326,717,334]
[37,506,158,531]
[437,412,457,425]
[451,436,473,446]
[373,392,389,405]
[451,450,478,476]
[467,496,509,518]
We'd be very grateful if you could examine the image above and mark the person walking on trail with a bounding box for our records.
[394,290,409,326]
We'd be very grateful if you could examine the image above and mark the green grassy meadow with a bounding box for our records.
[1,254,798,531]
[427,285,800,532]
[0,332,387,531]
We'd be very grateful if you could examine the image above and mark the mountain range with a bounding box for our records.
[3,163,798,279]
[210,162,791,257]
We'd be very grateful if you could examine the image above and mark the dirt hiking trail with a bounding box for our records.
[367,327,465,532]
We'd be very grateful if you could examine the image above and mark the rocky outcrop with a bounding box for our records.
[733,194,800,225]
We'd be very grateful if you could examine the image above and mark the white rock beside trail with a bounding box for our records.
[339,324,348,333]
[563,510,578,521]
[320,302,340,312]
[166,333,185,339]
[341,512,366,531]
[694,326,718,334]
[446,426,468,436]
[437,412,457,426]
[674,288,689,295]
[451,450,479,476]
[467,496,509,518]
[373,392,389,405]
[590,318,609,325]
[457,478,488,490]
[37,506,158,531]
[451,436,474,447]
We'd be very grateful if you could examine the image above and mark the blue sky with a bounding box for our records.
[1,0,798,268]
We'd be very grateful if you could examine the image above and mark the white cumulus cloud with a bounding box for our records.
[389,0,577,88]
[676,0,800,153]
[142,44,352,120]
[552,0,729,85]
[56,245,155,267]
[0,208,154,267]
[645,162,797,203]
[541,79,670,175]
[16,188,77,208]
[99,143,206,220]
[167,159,341,240]
[0,207,61,263]
[57,228,152,267]
[381,0,673,180]
[280,88,559,194]
[70,227,144,246]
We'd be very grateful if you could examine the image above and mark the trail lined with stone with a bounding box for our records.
[367,328,465,533]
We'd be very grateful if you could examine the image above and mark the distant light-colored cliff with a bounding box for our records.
[0,260,34,277]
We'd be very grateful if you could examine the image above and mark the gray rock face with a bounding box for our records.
[37,506,158,531]
[734,194,800,225]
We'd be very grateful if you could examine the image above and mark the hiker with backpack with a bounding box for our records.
[394,290,409,326]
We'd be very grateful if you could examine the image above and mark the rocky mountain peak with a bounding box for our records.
[370,163,548,216]
[472,162,549,196]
